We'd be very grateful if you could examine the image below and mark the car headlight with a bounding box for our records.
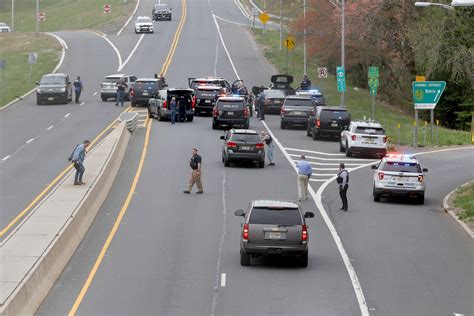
[37,88,44,94]
[59,88,66,93]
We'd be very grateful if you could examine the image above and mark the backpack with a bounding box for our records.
[68,144,79,162]
[264,135,273,145]
[336,170,349,184]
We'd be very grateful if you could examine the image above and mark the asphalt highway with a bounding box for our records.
[4,0,474,315]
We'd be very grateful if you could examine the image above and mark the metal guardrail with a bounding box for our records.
[119,112,139,132]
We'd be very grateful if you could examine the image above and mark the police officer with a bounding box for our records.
[73,76,84,104]
[183,148,203,194]
[337,163,349,211]
[300,74,312,90]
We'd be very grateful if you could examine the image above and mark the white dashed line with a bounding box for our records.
[80,102,85,106]
[64,113,71,118]
[220,273,226,287]
[47,125,54,130]
[93,92,98,96]
[2,155,11,161]
[26,138,35,144]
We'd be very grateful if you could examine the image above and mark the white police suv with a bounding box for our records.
[135,16,153,33]
[340,121,387,158]
[372,154,428,204]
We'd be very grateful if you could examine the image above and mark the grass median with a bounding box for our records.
[251,29,471,147]
[453,182,474,227]
[0,33,61,108]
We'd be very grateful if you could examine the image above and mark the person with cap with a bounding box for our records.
[337,162,349,211]
[296,155,312,201]
[300,74,312,90]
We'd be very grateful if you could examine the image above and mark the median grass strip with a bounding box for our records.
[251,29,471,147]
[0,0,137,32]
[453,182,474,226]
[0,33,61,108]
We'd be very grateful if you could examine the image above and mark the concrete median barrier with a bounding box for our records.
[0,121,131,316]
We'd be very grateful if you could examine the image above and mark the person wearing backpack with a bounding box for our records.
[71,140,90,185]
[336,162,349,211]
[260,131,275,166]
[73,76,84,104]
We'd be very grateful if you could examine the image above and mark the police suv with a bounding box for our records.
[340,121,387,158]
[135,16,153,33]
[372,154,428,204]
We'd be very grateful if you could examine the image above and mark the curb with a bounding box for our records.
[0,33,67,112]
[442,181,473,239]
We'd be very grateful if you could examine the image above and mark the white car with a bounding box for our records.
[0,22,11,32]
[340,121,387,158]
[372,154,428,204]
[135,16,153,33]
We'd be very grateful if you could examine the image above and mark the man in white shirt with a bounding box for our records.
[337,163,349,211]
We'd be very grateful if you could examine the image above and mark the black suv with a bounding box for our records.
[36,73,73,105]
[195,85,221,115]
[280,95,315,129]
[130,78,160,107]
[220,129,265,168]
[148,88,195,122]
[189,77,230,90]
[212,96,250,129]
[307,106,351,140]
[152,4,172,21]
[235,200,314,267]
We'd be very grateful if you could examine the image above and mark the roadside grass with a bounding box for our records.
[251,29,471,147]
[0,0,136,32]
[0,33,61,108]
[453,182,474,224]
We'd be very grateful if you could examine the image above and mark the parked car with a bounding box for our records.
[36,73,73,105]
[340,121,387,158]
[188,77,230,90]
[234,200,314,267]
[372,154,428,204]
[212,96,250,129]
[220,129,265,168]
[152,4,172,21]
[280,95,316,129]
[296,89,326,106]
[100,74,136,101]
[148,88,195,122]
[130,78,160,107]
[135,16,154,33]
[194,84,221,115]
[0,22,11,32]
[307,106,351,140]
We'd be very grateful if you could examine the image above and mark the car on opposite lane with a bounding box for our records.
[194,84,221,115]
[100,74,136,101]
[220,129,265,168]
[235,200,314,267]
[307,106,351,140]
[212,96,250,129]
[36,73,73,105]
[0,22,11,32]
[135,16,154,33]
[372,154,428,204]
[130,78,160,107]
[152,3,172,21]
[148,88,195,122]
[280,95,316,129]
[340,121,387,158]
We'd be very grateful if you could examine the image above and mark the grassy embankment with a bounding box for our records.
[251,29,471,147]
[453,182,474,225]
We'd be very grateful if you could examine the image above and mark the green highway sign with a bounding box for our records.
[370,88,377,96]
[368,77,379,89]
[336,66,346,93]
[412,81,446,110]
[368,67,379,78]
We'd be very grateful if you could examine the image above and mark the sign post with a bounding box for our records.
[28,52,38,84]
[258,12,270,34]
[283,36,295,74]
[0,59,5,83]
[368,66,379,120]
[103,4,112,14]
[336,66,346,107]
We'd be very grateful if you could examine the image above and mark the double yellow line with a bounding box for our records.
[68,0,187,314]
[0,107,132,238]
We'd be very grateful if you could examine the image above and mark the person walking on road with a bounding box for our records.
[115,79,128,107]
[260,131,275,166]
[73,76,84,104]
[296,155,312,201]
[183,148,203,194]
[170,97,177,125]
[71,140,90,185]
[257,92,265,120]
[337,162,349,211]
[300,74,312,90]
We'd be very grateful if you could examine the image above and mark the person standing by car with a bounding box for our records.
[337,162,349,211]
[170,97,177,125]
[73,76,84,104]
[300,74,312,90]
[71,140,90,185]
[183,148,203,194]
[296,155,312,201]
[115,79,128,107]
[178,98,186,122]
[260,131,275,166]
[157,74,167,89]
[257,92,265,120]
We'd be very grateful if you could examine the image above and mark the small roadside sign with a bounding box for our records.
[284,36,295,50]
[416,75,426,82]
[28,52,38,64]
[318,67,328,78]
[258,12,270,25]
[368,67,379,78]
[103,4,112,14]
[412,81,446,110]
[336,66,346,93]
[37,12,46,22]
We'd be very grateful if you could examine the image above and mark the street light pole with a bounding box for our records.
[341,0,345,107]
[36,0,39,34]
[303,0,307,75]
[11,0,14,30]
[279,0,282,51]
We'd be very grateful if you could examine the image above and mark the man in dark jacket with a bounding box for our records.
[116,79,128,107]
[300,74,312,90]
[73,76,84,104]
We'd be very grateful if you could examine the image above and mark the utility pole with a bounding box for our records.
[11,0,14,30]
[279,0,283,50]
[36,0,39,34]
[303,0,307,75]
[341,0,345,107]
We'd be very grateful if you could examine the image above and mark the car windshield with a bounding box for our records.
[104,77,122,83]
[264,90,285,98]
[218,101,244,109]
[0,23,7,27]
[197,88,219,95]
[40,76,65,85]
[284,99,313,107]
[191,80,222,89]
[355,127,385,135]
[156,5,169,10]
[381,161,421,173]
[320,109,349,120]
[134,81,157,89]
[137,17,151,23]
[230,134,260,143]
[249,207,302,225]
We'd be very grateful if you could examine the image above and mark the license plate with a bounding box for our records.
[331,122,338,127]
[143,92,149,96]
[274,100,281,104]
[269,232,281,239]
[226,111,234,115]
[240,145,251,151]
[205,99,211,103]
[294,111,303,115]
[48,97,54,100]
[365,138,374,144]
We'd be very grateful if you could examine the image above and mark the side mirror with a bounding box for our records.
[422,168,428,173]
[220,135,225,140]
[36,82,39,85]
[304,212,315,218]
[234,210,245,217]
[371,165,378,169]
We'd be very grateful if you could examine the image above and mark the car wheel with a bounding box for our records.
[280,121,286,129]
[258,160,265,168]
[36,99,41,105]
[307,125,311,137]
[345,142,352,157]
[131,101,136,107]
[224,158,230,167]
[244,123,249,129]
[158,112,164,121]
[339,141,345,152]
[373,187,381,202]
[417,195,425,205]
[312,128,318,140]
[240,250,250,266]
[148,109,153,118]
[101,96,107,102]
[187,115,194,122]
[212,121,218,130]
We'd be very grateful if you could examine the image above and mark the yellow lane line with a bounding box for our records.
[68,117,152,316]
[160,0,187,76]
[0,106,131,237]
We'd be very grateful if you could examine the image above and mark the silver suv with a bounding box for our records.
[100,74,136,101]
[234,200,314,267]
[372,154,428,204]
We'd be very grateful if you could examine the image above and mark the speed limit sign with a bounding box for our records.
[318,67,328,79]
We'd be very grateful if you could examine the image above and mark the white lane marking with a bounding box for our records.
[2,155,11,161]
[220,273,226,287]
[307,161,363,166]
[289,153,376,162]
[89,31,123,71]
[80,101,85,106]
[212,14,241,80]
[312,167,340,171]
[117,0,141,36]
[64,113,71,118]
[285,147,346,156]
[93,91,98,96]
[233,0,252,20]
[26,138,35,144]
[47,125,54,130]
[309,179,327,182]
[118,33,145,72]
[214,14,254,28]
[46,32,69,50]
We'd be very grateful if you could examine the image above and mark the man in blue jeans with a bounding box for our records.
[72,140,90,185]
[170,97,177,124]
[115,79,128,106]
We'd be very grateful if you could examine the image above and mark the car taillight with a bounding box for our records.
[418,175,424,182]
[130,89,135,97]
[243,107,249,117]
[227,141,237,148]
[192,96,196,109]
[383,136,387,143]
[378,172,384,180]
[316,119,320,128]
[255,143,265,149]
[163,100,167,109]
[213,107,218,116]
[242,223,249,241]
[302,225,308,242]
[351,135,356,141]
